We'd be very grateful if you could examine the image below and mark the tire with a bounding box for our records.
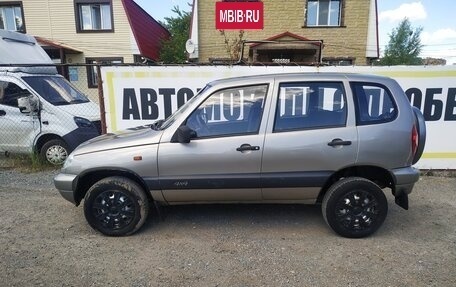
[84,176,149,236]
[322,177,388,238]
[40,139,69,165]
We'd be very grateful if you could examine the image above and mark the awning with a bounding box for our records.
[35,36,83,54]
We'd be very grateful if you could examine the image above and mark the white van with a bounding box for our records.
[0,29,100,164]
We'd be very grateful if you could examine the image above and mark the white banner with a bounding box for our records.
[101,65,456,169]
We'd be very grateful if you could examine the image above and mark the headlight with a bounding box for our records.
[74,117,93,128]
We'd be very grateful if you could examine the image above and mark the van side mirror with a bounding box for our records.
[173,125,196,143]
[18,94,39,113]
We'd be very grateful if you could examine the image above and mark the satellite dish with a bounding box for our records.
[185,39,195,54]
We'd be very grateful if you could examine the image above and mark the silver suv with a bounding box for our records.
[55,73,426,238]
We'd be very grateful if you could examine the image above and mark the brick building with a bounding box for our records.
[188,0,379,65]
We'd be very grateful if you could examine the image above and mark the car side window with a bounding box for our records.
[186,84,268,138]
[0,80,27,108]
[351,82,397,125]
[274,82,347,132]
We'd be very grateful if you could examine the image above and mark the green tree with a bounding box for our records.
[378,18,423,65]
[159,6,191,64]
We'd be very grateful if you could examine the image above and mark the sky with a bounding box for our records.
[134,0,456,65]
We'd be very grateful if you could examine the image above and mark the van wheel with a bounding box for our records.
[322,177,388,238]
[40,139,69,165]
[84,177,149,236]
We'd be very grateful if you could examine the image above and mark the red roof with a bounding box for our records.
[122,0,171,61]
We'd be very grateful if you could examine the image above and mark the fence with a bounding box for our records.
[0,63,105,164]
[2,63,456,169]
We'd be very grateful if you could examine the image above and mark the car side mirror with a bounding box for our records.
[18,94,39,113]
[173,125,196,143]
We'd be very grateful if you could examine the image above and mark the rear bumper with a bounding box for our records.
[391,167,420,210]
[54,173,78,205]
[391,166,420,195]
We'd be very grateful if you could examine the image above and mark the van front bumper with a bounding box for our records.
[54,173,78,205]
[63,126,100,152]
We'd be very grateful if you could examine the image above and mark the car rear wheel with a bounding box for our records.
[84,176,149,236]
[322,177,388,238]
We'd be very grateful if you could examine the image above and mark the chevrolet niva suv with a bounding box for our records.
[55,73,426,238]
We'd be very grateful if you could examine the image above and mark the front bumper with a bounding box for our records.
[54,173,78,205]
[63,126,100,152]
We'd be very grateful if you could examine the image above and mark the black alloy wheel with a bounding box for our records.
[91,190,136,231]
[334,189,379,231]
[84,177,149,236]
[322,177,388,238]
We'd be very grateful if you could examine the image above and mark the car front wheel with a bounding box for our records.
[322,177,388,238]
[84,176,150,236]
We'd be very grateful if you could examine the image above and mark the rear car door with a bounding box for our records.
[261,80,358,201]
[158,83,270,203]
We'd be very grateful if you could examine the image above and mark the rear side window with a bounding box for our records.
[274,82,346,132]
[351,82,397,125]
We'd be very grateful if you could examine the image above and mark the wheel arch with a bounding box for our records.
[34,133,67,153]
[317,165,395,204]
[74,168,153,206]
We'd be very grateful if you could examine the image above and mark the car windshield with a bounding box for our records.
[159,84,211,130]
[23,76,90,106]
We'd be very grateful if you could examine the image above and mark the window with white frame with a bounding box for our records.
[306,0,342,27]
[75,0,113,32]
[0,3,25,33]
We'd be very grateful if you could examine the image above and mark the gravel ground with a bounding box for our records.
[0,161,455,287]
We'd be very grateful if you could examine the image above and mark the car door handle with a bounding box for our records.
[328,139,352,147]
[0,110,5,117]
[236,144,260,152]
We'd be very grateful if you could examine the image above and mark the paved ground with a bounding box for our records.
[0,166,455,286]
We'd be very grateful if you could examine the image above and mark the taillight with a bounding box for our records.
[411,125,418,156]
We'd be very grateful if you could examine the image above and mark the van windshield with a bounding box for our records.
[23,76,90,106]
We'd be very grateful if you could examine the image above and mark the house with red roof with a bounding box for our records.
[0,0,169,91]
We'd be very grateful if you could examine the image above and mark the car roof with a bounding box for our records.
[208,72,391,86]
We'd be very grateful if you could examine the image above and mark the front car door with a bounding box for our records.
[158,82,271,203]
[0,78,39,154]
[261,78,358,202]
